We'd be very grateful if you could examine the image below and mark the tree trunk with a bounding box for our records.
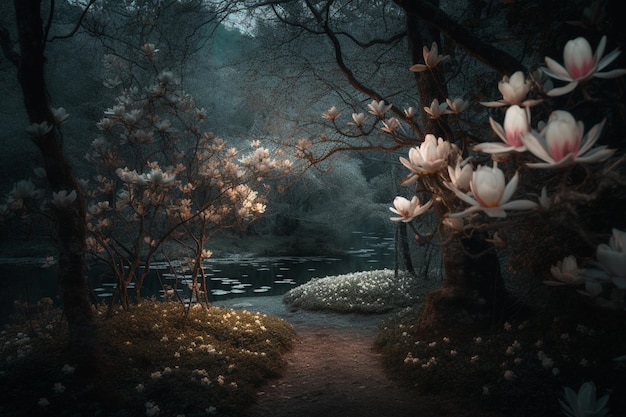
[13,0,98,368]
[404,4,513,334]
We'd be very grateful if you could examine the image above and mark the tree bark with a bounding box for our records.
[404,3,513,334]
[13,0,98,368]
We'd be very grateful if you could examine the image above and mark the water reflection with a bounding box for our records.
[0,231,395,320]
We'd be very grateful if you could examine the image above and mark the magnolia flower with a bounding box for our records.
[545,255,586,286]
[389,196,433,222]
[481,71,542,107]
[26,121,53,137]
[404,107,414,118]
[447,157,472,192]
[445,97,469,115]
[348,112,367,126]
[51,189,77,208]
[367,100,392,117]
[522,110,614,168]
[442,217,465,232]
[474,105,530,154]
[409,41,450,72]
[448,162,537,218]
[51,107,70,125]
[381,118,400,134]
[588,228,626,289]
[399,134,451,182]
[538,186,551,209]
[559,382,610,417]
[322,106,340,121]
[143,169,176,184]
[543,36,626,96]
[10,179,39,200]
[423,98,451,119]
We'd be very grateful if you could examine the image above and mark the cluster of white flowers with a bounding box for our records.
[283,269,426,313]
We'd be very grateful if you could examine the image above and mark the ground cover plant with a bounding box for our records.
[0,300,294,417]
[282,269,433,313]
[374,293,626,417]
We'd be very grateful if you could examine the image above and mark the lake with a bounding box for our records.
[0,231,396,322]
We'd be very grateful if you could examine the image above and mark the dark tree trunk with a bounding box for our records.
[13,0,98,368]
[395,222,416,276]
[403,3,513,334]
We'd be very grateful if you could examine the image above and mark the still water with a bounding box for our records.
[0,231,396,321]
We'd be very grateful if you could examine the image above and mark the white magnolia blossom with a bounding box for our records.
[399,134,451,183]
[445,97,469,115]
[480,71,542,108]
[559,382,610,417]
[389,196,433,222]
[522,110,614,169]
[585,228,626,290]
[10,179,40,200]
[25,121,53,137]
[545,255,586,286]
[51,107,70,125]
[542,36,626,96]
[474,105,529,154]
[446,157,473,192]
[423,98,452,119]
[322,106,340,121]
[381,117,400,134]
[348,112,367,126]
[367,100,392,117]
[51,190,77,208]
[448,162,538,218]
[409,41,450,72]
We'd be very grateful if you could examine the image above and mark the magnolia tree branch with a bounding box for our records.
[394,0,526,75]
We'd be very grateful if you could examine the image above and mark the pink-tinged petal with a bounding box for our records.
[544,57,572,81]
[489,117,507,142]
[522,132,555,163]
[596,48,621,71]
[546,81,579,97]
[593,35,607,64]
[479,100,508,108]
[500,199,538,211]
[399,156,415,172]
[594,68,626,79]
[409,63,428,72]
[447,205,483,218]
[500,171,519,204]
[564,37,595,79]
[526,154,575,169]
[473,142,524,154]
[450,186,480,207]
[597,244,626,276]
[576,147,615,163]
[578,119,605,154]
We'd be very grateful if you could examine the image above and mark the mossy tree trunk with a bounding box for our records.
[13,0,98,368]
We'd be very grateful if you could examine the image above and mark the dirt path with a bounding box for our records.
[213,296,447,417]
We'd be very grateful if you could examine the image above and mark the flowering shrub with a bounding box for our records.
[80,47,293,308]
[283,269,429,313]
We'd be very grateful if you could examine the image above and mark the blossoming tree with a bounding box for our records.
[267,0,626,331]
[84,48,293,309]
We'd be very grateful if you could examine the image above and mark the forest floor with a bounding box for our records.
[214,296,502,417]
